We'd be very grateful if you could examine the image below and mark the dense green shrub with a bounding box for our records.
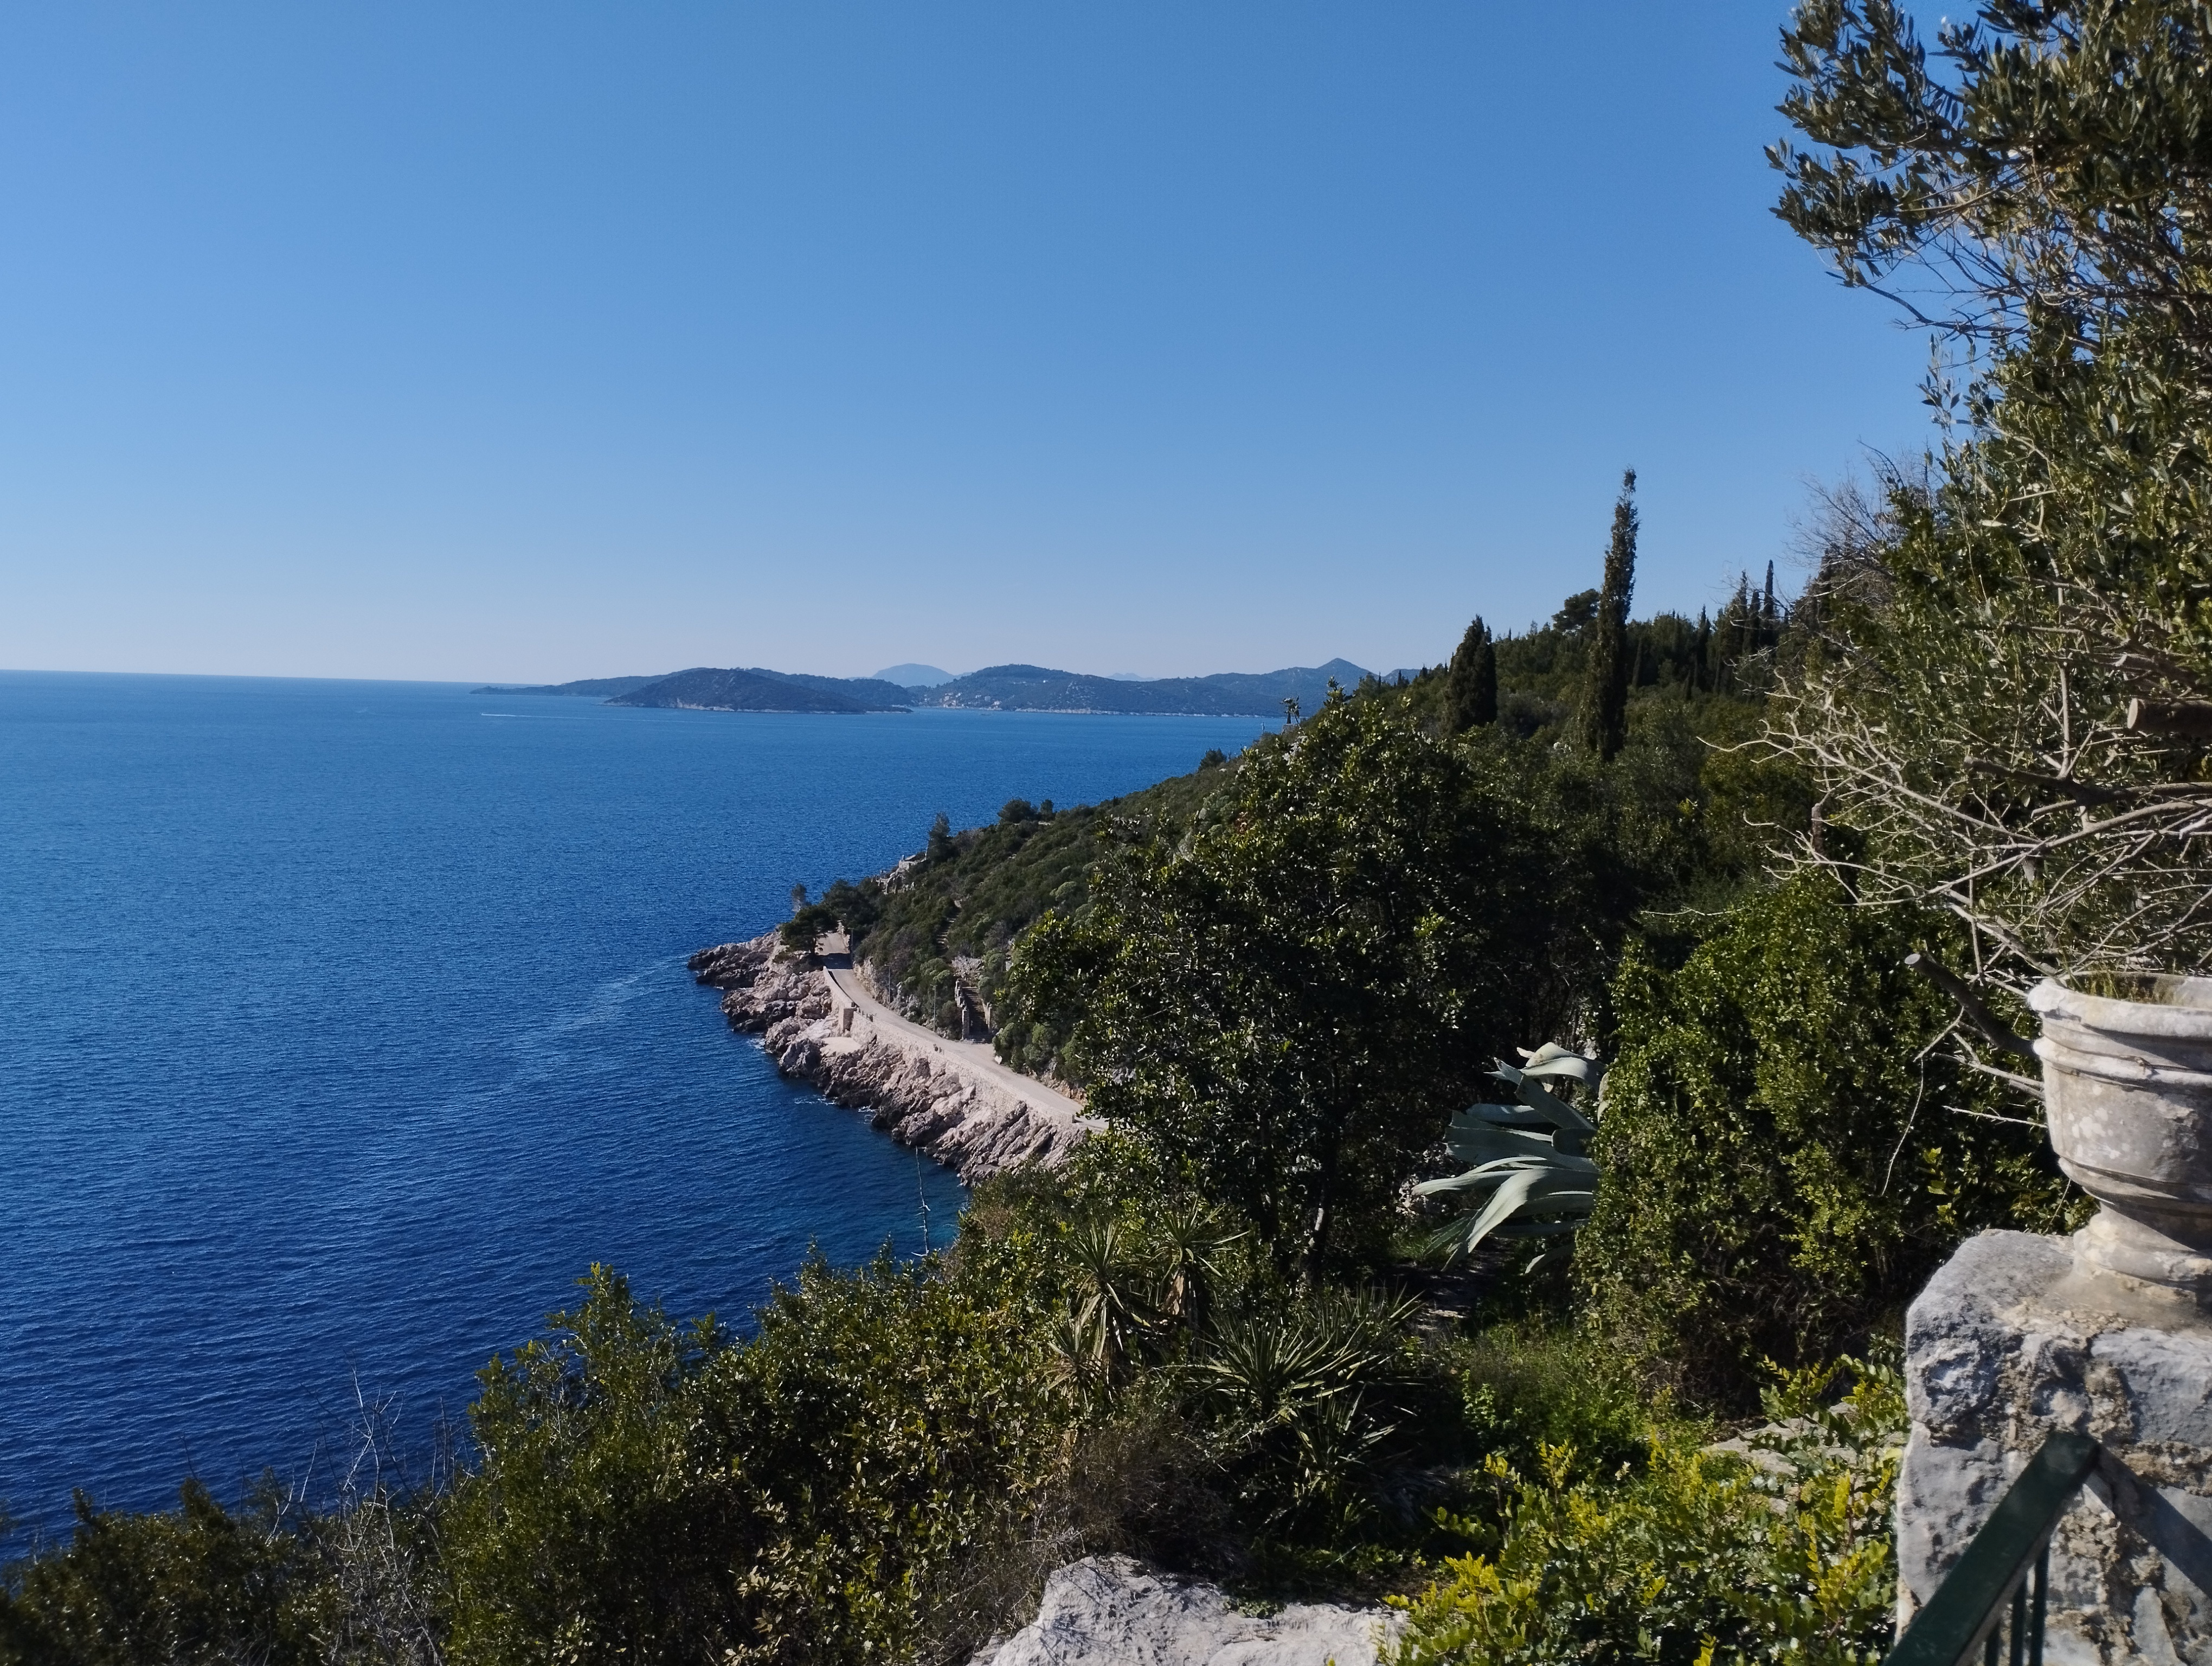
[438,1272,741,1663]
[1444,1321,1653,1486]
[1390,1359,1904,1666]
[442,1249,1073,1666]
[1576,874,2079,1404]
[971,1137,1439,1569]
[0,1481,326,1666]
[1373,667,1813,1040]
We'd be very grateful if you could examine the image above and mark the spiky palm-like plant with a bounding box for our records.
[1054,1216,1154,1396]
[1186,1286,1418,1534]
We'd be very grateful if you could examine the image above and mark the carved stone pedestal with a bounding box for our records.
[1901,1229,2212,1664]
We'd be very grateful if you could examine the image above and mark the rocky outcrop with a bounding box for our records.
[970,1555,1402,1666]
[688,934,1094,1183]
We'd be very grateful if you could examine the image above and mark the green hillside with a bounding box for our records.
[781,569,1801,1075]
[783,748,1239,1042]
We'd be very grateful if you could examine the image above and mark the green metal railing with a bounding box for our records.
[1884,1432,2102,1666]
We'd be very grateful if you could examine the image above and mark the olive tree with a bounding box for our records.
[1767,1,2212,1003]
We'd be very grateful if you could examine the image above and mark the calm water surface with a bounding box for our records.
[0,671,1267,1537]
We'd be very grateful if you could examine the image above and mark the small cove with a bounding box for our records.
[0,671,1268,1539]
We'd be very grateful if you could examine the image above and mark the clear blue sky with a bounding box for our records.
[0,2,1931,684]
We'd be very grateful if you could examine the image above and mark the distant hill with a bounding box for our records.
[609,667,909,713]
[479,659,1373,716]
[474,675,663,697]
[763,671,918,707]
[910,659,1370,716]
[874,662,955,687]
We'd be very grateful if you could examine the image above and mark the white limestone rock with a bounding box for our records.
[972,1556,1402,1666]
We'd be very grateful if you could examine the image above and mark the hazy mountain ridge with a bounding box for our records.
[872,662,954,687]
[911,658,1371,715]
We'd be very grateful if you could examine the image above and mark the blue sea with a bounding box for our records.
[0,671,1269,1541]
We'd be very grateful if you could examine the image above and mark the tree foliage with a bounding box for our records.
[1576,874,2077,1404]
[0,1482,326,1666]
[1773,0,2212,356]
[441,1253,1072,1666]
[1577,471,1638,761]
[1007,692,1573,1272]
[1445,616,1498,735]
[1771,1,2212,990]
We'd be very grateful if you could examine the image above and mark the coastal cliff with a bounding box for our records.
[688,933,1094,1182]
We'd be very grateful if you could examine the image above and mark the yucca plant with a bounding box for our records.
[1053,1216,1155,1401]
[1185,1286,1419,1534]
[1150,1199,1243,1333]
[1414,1043,1603,1268]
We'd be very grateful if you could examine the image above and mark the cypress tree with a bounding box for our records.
[1578,470,1637,760]
[1444,615,1497,735]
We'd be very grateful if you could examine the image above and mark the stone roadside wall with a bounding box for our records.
[1900,1229,2212,1665]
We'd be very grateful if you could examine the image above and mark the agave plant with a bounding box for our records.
[1189,1290,1412,1441]
[1414,1043,1604,1268]
[1052,1203,1251,1409]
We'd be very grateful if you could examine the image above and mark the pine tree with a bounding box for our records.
[1444,616,1497,735]
[1577,470,1637,760]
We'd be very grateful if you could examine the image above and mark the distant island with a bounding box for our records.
[477,667,912,712]
[612,668,915,713]
[477,674,664,698]
[477,658,1382,717]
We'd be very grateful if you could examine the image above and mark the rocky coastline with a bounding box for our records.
[691,939,1409,1665]
[688,933,1095,1182]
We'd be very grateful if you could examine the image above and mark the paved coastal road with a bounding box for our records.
[819,940,1090,1127]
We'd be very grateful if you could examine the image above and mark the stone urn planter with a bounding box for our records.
[2030,974,2212,1289]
